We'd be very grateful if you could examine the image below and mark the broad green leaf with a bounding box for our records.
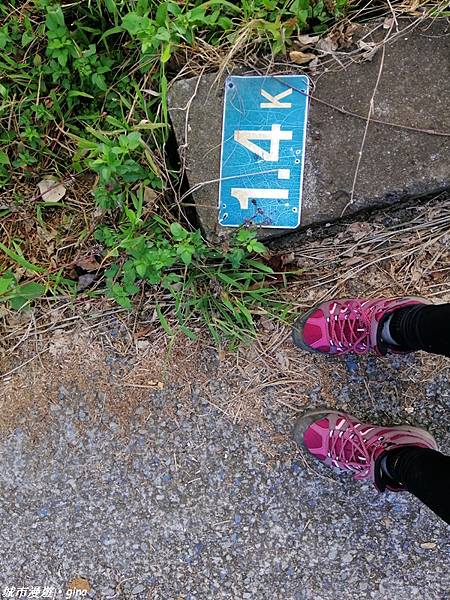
[92,72,107,91]
[155,3,168,26]
[179,250,192,266]
[111,284,132,308]
[126,131,142,150]
[122,12,146,35]
[236,228,254,243]
[250,241,267,254]
[218,16,233,30]
[46,6,66,31]
[8,282,45,310]
[161,43,171,64]
[16,282,46,299]
[0,273,15,295]
[21,31,34,47]
[135,262,147,278]
[9,296,27,310]
[170,222,188,241]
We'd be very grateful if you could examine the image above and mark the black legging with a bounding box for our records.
[385,303,450,524]
[390,303,450,357]
[381,447,450,525]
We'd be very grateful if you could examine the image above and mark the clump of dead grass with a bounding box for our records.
[285,194,450,306]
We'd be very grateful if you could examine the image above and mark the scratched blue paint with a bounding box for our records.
[218,75,309,229]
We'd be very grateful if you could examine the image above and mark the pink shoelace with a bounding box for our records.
[328,417,387,479]
[327,300,377,354]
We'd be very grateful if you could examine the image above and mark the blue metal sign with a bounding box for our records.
[218,75,309,229]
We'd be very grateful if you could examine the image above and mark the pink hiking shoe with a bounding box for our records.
[293,409,438,491]
[292,297,429,356]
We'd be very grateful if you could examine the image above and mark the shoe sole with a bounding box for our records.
[293,408,439,452]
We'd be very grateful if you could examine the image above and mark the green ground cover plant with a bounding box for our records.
[2,0,440,343]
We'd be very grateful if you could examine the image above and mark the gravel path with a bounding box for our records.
[0,354,449,600]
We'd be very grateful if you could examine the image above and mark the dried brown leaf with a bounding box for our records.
[330,22,360,48]
[297,34,320,46]
[68,577,91,592]
[258,315,275,332]
[346,222,373,241]
[76,256,102,271]
[37,225,58,243]
[37,178,66,203]
[316,36,338,54]
[308,56,320,74]
[356,40,378,62]
[289,50,315,65]
[281,252,296,267]
[143,186,158,208]
[275,351,289,371]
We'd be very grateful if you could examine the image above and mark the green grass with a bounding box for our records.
[0,0,351,343]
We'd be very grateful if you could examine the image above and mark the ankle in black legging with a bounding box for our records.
[387,303,450,357]
[379,446,450,525]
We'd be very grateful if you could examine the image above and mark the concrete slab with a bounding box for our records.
[168,18,450,242]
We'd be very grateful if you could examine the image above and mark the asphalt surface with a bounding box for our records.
[0,351,449,600]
